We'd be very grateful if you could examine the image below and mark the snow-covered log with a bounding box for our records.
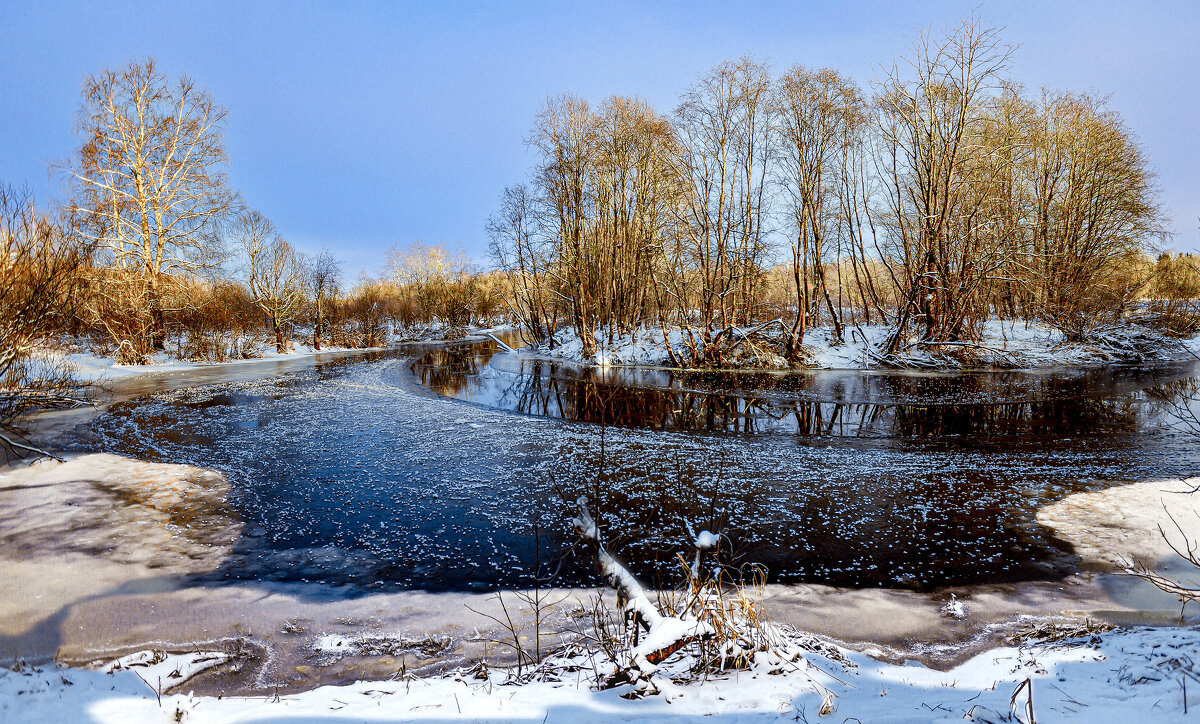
[571,496,714,688]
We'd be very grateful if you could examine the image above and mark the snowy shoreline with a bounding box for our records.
[29,325,518,388]
[59,342,394,383]
[532,321,1200,371]
[4,453,1200,720]
[5,625,1198,722]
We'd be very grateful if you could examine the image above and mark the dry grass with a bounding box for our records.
[1005,618,1116,647]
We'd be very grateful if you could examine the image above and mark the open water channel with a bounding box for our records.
[74,334,1200,594]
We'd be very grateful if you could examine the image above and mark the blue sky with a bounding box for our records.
[2,1,1197,277]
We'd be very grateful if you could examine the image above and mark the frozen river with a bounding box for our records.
[75,337,1200,593]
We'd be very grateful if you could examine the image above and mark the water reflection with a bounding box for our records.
[414,341,1190,441]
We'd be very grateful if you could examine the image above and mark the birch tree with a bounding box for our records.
[65,58,235,354]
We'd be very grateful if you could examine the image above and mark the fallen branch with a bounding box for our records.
[571,496,713,691]
[905,339,1021,367]
[0,430,63,462]
[484,332,515,353]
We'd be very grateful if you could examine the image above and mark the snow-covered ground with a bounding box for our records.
[535,321,1200,370]
[38,325,516,384]
[57,345,368,383]
[53,340,403,384]
[3,625,1197,722]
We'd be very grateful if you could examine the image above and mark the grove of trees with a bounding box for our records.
[0,58,503,455]
[488,18,1177,366]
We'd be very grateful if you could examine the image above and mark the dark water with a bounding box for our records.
[415,342,1198,439]
[85,337,1200,594]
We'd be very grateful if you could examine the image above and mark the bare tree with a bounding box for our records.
[1023,90,1164,335]
[532,94,602,357]
[873,18,1013,353]
[237,210,303,353]
[775,65,867,356]
[306,250,341,350]
[386,241,452,323]
[488,184,560,345]
[63,58,235,355]
[0,184,90,458]
[589,96,679,345]
[669,56,775,365]
[484,18,1168,369]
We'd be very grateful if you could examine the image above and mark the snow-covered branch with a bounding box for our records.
[571,496,714,689]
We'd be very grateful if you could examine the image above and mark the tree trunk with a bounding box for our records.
[313,297,323,351]
[148,273,166,351]
[273,319,286,354]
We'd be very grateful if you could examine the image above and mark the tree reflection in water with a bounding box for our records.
[413,341,1161,440]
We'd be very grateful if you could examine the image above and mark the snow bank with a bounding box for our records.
[537,326,692,367]
[3,626,1197,722]
[1039,477,1200,567]
[55,343,389,384]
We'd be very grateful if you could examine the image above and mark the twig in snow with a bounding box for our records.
[1010,677,1037,724]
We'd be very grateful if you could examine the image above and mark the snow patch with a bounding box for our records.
[103,650,230,694]
[1038,477,1200,567]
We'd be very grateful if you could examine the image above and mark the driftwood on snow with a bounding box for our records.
[570,495,713,689]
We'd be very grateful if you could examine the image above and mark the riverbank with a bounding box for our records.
[534,320,1200,370]
[43,324,515,385]
[4,622,1197,722]
[2,452,1198,691]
